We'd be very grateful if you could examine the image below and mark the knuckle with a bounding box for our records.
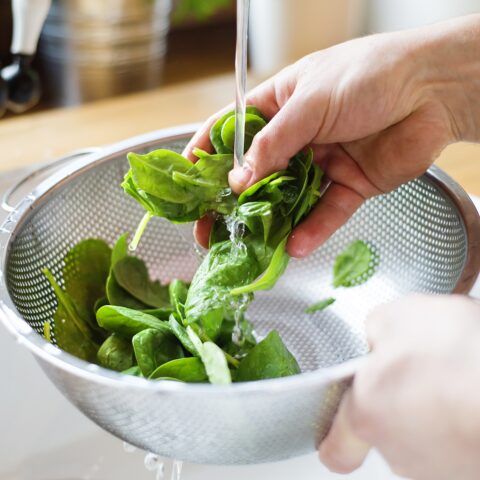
[249,129,290,176]
[319,442,357,474]
[250,130,272,159]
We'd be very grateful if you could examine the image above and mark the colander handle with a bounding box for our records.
[1,147,102,212]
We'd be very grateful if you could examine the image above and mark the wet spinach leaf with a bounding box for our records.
[106,234,148,309]
[142,307,174,320]
[168,314,199,356]
[132,328,184,377]
[113,256,170,308]
[210,106,266,154]
[184,240,260,339]
[333,240,377,288]
[122,365,143,377]
[236,331,300,381]
[96,305,171,337]
[122,148,235,228]
[220,112,267,152]
[168,279,189,318]
[149,357,208,382]
[230,236,290,296]
[43,268,99,362]
[97,334,134,371]
[94,297,109,313]
[305,297,336,314]
[62,239,111,334]
[216,315,257,359]
[187,326,231,384]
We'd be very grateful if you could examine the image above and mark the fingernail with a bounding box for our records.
[229,165,253,191]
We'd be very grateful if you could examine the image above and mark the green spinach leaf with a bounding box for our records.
[168,314,199,356]
[96,305,171,337]
[149,357,208,382]
[230,236,290,296]
[184,240,260,339]
[210,106,266,154]
[142,307,174,320]
[113,256,170,308]
[122,365,143,377]
[132,328,184,377]
[106,234,149,309]
[62,239,111,334]
[216,315,257,359]
[236,331,300,381]
[168,279,189,319]
[333,240,377,288]
[305,297,336,314]
[43,268,99,363]
[187,326,231,384]
[97,334,134,371]
[122,149,235,228]
[220,112,267,152]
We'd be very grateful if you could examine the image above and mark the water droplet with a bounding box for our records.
[192,243,206,260]
[224,215,246,256]
[155,462,165,480]
[230,293,250,346]
[170,460,183,480]
[123,441,137,453]
[215,187,232,202]
[144,452,161,471]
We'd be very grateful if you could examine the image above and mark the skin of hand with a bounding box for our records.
[318,294,480,480]
[184,14,480,255]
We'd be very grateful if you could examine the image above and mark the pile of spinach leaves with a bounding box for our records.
[42,107,378,384]
[43,236,300,383]
[123,106,323,340]
[42,105,325,383]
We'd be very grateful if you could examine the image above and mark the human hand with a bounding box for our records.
[185,15,480,256]
[318,294,480,480]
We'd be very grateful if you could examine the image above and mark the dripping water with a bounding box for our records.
[234,0,250,169]
[170,460,183,480]
[144,452,165,480]
[231,293,251,346]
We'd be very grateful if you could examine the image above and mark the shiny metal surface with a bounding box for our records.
[0,126,479,465]
[38,0,171,106]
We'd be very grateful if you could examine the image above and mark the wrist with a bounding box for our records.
[410,15,480,143]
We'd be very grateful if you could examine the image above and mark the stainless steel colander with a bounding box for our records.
[0,126,479,465]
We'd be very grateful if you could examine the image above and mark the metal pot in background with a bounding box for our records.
[38,0,172,107]
[0,0,51,117]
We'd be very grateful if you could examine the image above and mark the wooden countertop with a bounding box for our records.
[0,73,479,195]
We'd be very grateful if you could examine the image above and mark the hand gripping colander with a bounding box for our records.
[0,126,479,465]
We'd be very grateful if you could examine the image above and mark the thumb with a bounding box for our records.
[318,389,371,474]
[229,93,320,193]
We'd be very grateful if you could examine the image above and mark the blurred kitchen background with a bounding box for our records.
[0,0,479,114]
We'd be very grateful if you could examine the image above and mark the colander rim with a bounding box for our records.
[0,125,479,394]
